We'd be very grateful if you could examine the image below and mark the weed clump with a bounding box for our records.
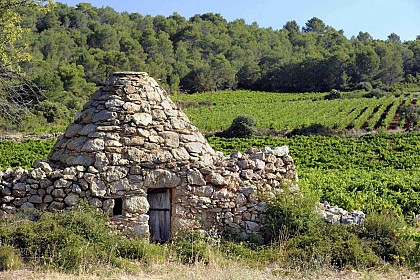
[0,245,23,271]
[0,203,166,272]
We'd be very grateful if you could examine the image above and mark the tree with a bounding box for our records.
[0,0,52,68]
[356,31,373,43]
[400,104,420,129]
[0,0,52,127]
[349,46,380,84]
[283,20,300,33]
[387,33,401,44]
[375,42,404,85]
[302,17,327,34]
[0,68,43,125]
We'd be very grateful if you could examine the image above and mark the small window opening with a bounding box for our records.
[113,198,123,215]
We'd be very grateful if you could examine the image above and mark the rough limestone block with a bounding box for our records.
[92,110,117,123]
[187,169,206,186]
[206,173,227,186]
[131,113,152,126]
[81,138,105,152]
[28,195,43,204]
[64,193,80,206]
[89,197,102,210]
[65,124,83,138]
[272,146,289,157]
[133,224,149,236]
[123,196,149,213]
[144,169,181,189]
[90,178,106,197]
[48,201,65,211]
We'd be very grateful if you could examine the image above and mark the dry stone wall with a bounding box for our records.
[0,72,299,240]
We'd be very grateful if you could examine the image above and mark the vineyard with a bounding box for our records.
[0,89,419,220]
[208,133,420,218]
[172,90,419,133]
[1,132,418,219]
[0,140,55,170]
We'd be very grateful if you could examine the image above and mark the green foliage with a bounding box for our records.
[364,88,387,98]
[262,189,323,243]
[0,245,23,271]
[5,3,420,101]
[0,0,52,67]
[397,225,420,270]
[400,104,420,128]
[260,190,415,269]
[0,203,167,272]
[35,100,70,123]
[288,124,336,136]
[0,139,55,169]
[218,115,257,138]
[353,211,414,263]
[171,230,214,264]
[357,82,373,91]
[324,89,342,100]
[1,1,418,129]
[284,225,381,269]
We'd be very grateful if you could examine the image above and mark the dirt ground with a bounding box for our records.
[0,266,418,280]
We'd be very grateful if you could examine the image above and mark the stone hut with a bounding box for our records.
[0,72,298,242]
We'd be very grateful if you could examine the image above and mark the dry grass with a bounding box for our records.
[0,262,418,280]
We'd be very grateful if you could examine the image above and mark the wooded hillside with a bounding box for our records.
[1,1,420,131]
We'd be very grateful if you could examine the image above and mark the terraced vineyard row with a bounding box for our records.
[172,91,418,132]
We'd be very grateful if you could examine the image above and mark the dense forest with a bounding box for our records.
[1,1,420,130]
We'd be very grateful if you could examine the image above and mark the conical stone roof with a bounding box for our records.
[49,72,215,169]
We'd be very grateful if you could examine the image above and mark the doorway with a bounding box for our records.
[147,188,171,243]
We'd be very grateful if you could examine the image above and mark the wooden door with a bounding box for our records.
[147,188,171,243]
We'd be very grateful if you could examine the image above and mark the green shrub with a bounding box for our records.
[35,100,71,123]
[217,115,257,138]
[358,82,373,91]
[397,225,420,270]
[353,211,414,264]
[174,100,200,109]
[0,245,23,271]
[116,237,167,262]
[261,190,323,243]
[364,89,386,98]
[287,123,335,136]
[400,104,420,128]
[219,241,279,266]
[324,89,342,100]
[284,225,380,269]
[0,204,164,272]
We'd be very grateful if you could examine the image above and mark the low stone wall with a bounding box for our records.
[0,144,297,239]
[318,202,365,225]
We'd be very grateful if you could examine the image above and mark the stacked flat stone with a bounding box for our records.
[0,72,300,239]
[318,201,365,225]
[49,71,215,169]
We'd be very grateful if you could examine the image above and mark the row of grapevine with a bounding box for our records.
[172,91,417,132]
[0,140,55,170]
